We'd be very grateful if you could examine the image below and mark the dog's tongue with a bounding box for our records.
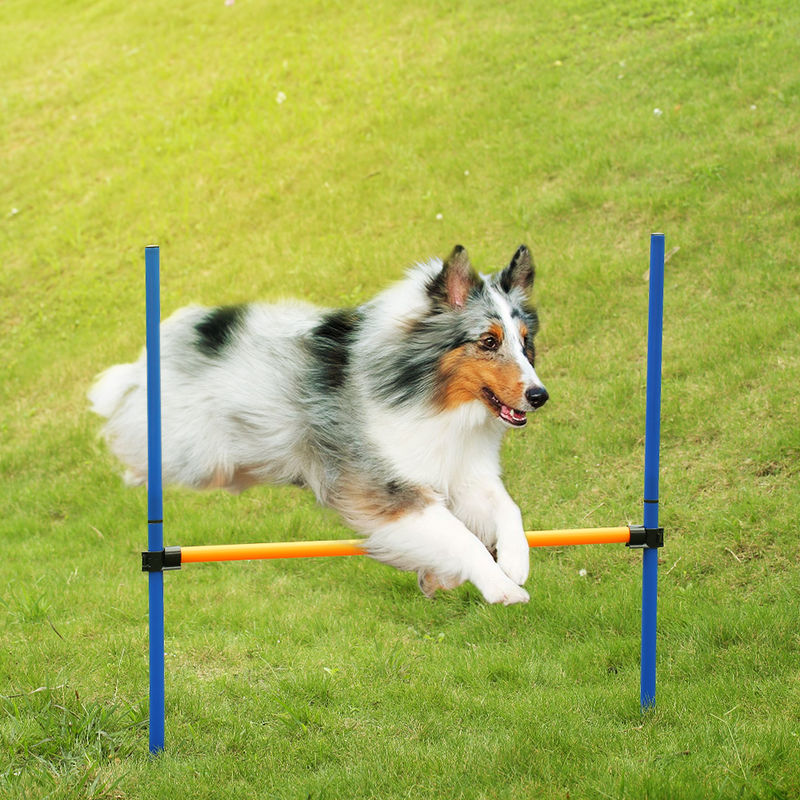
[500,404,527,426]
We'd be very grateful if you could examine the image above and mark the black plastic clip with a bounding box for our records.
[626,525,664,550]
[142,546,182,572]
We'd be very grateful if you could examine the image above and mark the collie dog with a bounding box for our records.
[89,245,548,605]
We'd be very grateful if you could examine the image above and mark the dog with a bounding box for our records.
[89,245,548,605]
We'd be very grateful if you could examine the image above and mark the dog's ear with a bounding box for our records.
[499,245,535,294]
[429,245,480,310]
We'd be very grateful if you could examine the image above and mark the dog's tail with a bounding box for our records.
[88,362,139,419]
[88,360,148,486]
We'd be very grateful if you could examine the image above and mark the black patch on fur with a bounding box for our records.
[381,479,431,515]
[195,305,247,356]
[525,340,536,367]
[376,317,472,405]
[515,302,540,366]
[515,303,539,333]
[308,308,362,391]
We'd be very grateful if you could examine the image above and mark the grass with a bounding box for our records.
[1,0,799,797]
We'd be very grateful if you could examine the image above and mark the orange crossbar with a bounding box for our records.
[179,527,631,564]
[181,539,366,563]
[525,526,631,548]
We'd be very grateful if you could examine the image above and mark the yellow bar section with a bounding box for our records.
[179,527,630,564]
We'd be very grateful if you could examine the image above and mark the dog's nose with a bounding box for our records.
[525,385,549,409]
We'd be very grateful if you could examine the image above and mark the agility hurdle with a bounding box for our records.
[141,236,666,754]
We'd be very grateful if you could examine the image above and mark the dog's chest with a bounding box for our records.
[364,401,503,493]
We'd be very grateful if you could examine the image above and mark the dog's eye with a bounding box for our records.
[479,334,500,351]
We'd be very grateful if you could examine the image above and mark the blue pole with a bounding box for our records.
[145,246,166,754]
[640,233,665,710]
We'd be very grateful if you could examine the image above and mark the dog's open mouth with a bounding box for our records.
[482,388,527,427]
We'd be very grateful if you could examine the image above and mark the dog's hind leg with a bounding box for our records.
[417,570,463,598]
[364,503,529,605]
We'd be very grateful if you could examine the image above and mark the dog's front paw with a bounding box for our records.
[496,536,530,586]
[479,572,530,606]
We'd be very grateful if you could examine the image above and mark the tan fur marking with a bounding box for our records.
[333,478,436,530]
[206,465,263,494]
[437,345,525,411]
[417,570,464,597]
[487,323,504,343]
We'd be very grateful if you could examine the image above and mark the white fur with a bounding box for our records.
[362,399,531,593]
[366,503,529,605]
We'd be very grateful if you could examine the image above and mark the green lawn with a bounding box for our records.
[2,0,799,798]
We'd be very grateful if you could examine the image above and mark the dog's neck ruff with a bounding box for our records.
[362,397,504,497]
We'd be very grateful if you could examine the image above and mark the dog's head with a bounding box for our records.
[427,244,548,427]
